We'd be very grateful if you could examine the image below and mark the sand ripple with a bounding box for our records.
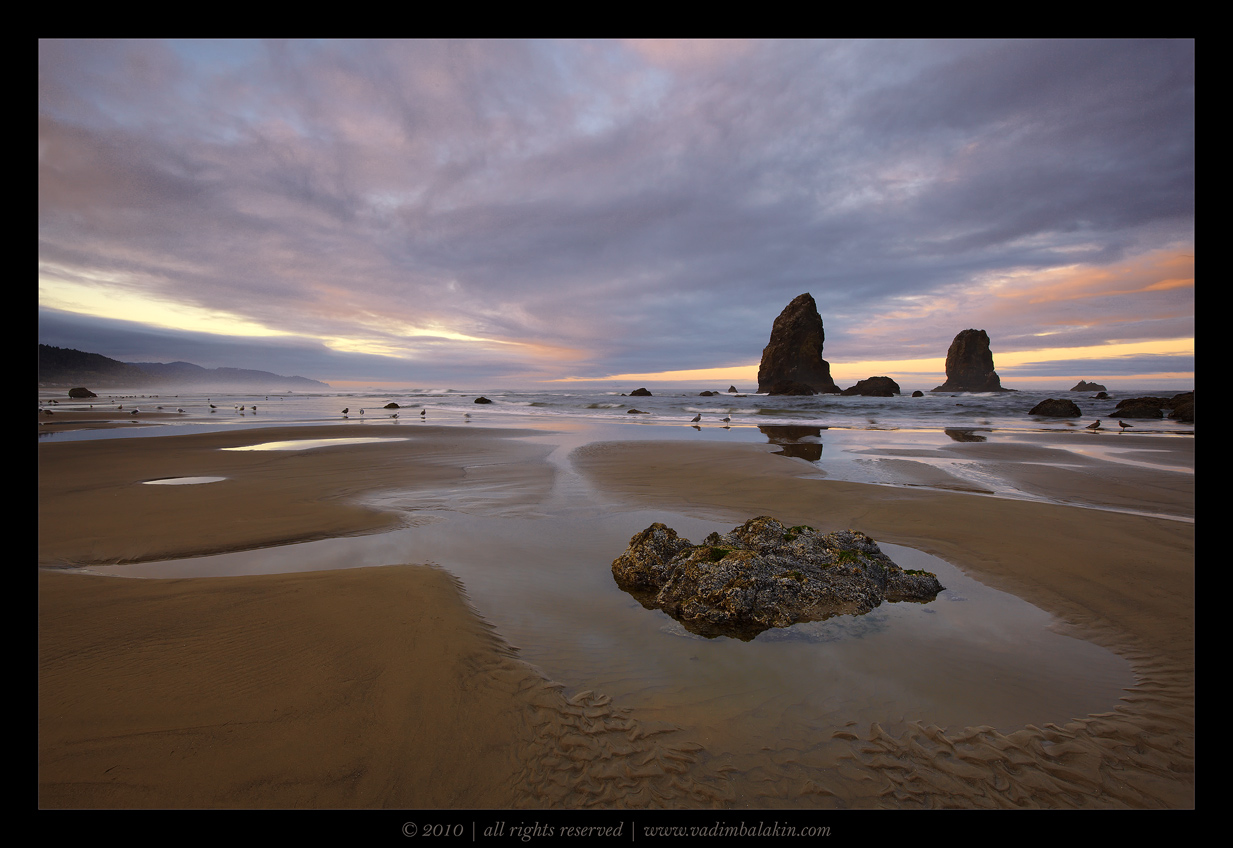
[500,634,1193,808]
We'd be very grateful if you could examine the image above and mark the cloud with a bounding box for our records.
[39,39,1194,386]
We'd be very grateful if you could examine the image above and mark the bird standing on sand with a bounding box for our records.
[342,407,349,416]
[359,408,365,415]
[1086,420,1101,430]
[421,409,426,417]
[722,415,731,423]
[691,414,701,423]
[1119,420,1132,433]
[391,412,399,419]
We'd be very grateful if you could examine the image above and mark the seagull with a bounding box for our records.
[420,409,426,417]
[342,408,349,415]
[1118,420,1132,433]
[464,413,471,419]
[177,408,185,413]
[722,415,731,423]
[391,412,399,419]
[359,408,365,415]
[1086,420,1101,430]
[131,409,140,415]
[691,414,701,423]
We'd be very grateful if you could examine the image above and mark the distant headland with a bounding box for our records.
[37,345,329,391]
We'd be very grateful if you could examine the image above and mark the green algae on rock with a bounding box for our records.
[611,516,943,641]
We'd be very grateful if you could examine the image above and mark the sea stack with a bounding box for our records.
[932,329,1008,392]
[757,293,840,395]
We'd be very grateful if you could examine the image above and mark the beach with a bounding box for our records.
[38,415,1194,809]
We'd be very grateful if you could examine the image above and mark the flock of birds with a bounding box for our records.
[341,406,471,421]
[1085,419,1134,432]
[37,395,1137,432]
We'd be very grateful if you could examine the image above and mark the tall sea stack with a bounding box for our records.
[932,329,1008,392]
[757,293,840,395]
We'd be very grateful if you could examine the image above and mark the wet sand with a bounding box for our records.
[38,424,1194,808]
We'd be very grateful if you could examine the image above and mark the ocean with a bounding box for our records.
[39,385,1194,437]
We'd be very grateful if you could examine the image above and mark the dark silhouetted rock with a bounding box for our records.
[1114,397,1168,419]
[68,387,97,398]
[629,387,652,396]
[473,396,492,404]
[841,376,901,397]
[728,386,738,393]
[1118,405,1164,419]
[698,391,716,396]
[384,402,400,409]
[932,330,1008,392]
[1170,398,1194,422]
[762,380,817,396]
[1093,391,1109,399]
[757,293,839,395]
[611,517,943,641]
[1029,398,1081,417]
[627,408,650,414]
[911,390,924,397]
[1071,380,1107,392]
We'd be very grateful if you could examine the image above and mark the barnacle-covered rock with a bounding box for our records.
[611,516,943,640]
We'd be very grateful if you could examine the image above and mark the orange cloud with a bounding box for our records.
[995,249,1194,306]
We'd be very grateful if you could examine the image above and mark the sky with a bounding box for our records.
[38,39,1194,391]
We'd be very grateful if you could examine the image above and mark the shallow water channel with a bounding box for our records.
[98,494,1134,742]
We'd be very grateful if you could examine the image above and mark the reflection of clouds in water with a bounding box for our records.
[756,610,890,643]
[659,611,891,643]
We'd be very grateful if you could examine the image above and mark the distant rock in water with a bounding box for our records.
[1071,380,1107,392]
[841,376,901,397]
[1113,396,1173,419]
[611,517,943,641]
[629,387,653,396]
[384,402,400,409]
[1169,392,1194,422]
[473,396,493,404]
[698,390,717,396]
[757,293,840,395]
[68,387,97,398]
[1029,398,1081,417]
[911,390,924,397]
[627,408,649,414]
[728,386,739,393]
[931,330,1008,392]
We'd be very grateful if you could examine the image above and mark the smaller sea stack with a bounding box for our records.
[932,329,1008,392]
